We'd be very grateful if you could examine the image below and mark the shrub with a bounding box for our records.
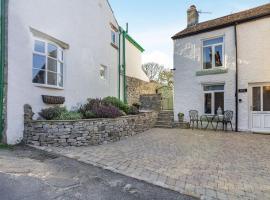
[55,111,82,120]
[91,104,123,118]
[103,96,129,114]
[39,106,67,120]
[84,111,96,119]
[127,106,139,115]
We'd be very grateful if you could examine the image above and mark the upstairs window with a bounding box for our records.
[202,37,224,69]
[111,30,118,46]
[32,39,64,88]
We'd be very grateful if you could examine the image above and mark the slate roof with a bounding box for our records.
[172,3,270,40]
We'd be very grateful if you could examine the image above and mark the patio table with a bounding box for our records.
[200,114,224,130]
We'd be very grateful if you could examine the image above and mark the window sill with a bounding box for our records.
[111,43,119,50]
[33,83,64,90]
[196,68,228,76]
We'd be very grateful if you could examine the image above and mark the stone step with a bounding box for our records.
[154,124,173,128]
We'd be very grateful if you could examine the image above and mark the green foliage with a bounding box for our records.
[103,96,129,114]
[55,111,82,120]
[39,106,67,120]
[127,106,139,115]
[84,111,96,119]
[158,70,174,88]
[178,113,184,117]
[0,143,13,150]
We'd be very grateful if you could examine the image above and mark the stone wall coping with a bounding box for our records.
[29,111,156,123]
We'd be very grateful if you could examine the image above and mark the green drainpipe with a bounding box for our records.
[0,0,6,141]
[118,28,122,100]
[122,29,127,104]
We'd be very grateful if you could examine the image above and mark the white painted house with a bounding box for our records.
[0,0,146,144]
[173,4,270,133]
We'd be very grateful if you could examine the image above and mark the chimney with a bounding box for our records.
[187,5,199,27]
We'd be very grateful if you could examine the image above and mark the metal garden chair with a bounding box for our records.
[215,110,234,131]
[189,110,199,130]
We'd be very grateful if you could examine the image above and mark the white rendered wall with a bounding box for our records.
[7,0,119,144]
[173,27,236,126]
[237,17,270,131]
[125,39,149,82]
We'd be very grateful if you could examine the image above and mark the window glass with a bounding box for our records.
[215,45,223,67]
[32,69,45,84]
[204,85,224,91]
[263,86,270,111]
[47,72,57,85]
[215,92,224,114]
[204,93,212,114]
[34,40,45,53]
[252,87,261,111]
[58,74,63,87]
[47,58,57,72]
[33,39,64,87]
[203,46,212,69]
[48,44,57,58]
[33,54,46,70]
[203,37,223,46]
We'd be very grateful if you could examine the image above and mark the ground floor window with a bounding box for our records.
[203,85,224,114]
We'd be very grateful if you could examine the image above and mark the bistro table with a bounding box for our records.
[200,114,224,130]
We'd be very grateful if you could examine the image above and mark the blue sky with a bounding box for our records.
[109,0,270,68]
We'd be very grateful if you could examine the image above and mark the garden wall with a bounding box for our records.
[24,105,158,147]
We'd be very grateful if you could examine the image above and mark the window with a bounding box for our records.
[252,86,270,111]
[203,85,224,114]
[33,39,63,88]
[202,37,224,69]
[100,65,107,80]
[111,30,118,46]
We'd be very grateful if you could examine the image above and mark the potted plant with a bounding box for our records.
[178,112,184,122]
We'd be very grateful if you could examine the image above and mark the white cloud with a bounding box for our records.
[142,50,173,69]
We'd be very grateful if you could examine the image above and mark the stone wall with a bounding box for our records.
[140,94,162,111]
[24,107,158,147]
[126,76,161,105]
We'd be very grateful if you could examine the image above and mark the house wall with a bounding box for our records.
[125,38,149,82]
[237,17,270,131]
[173,27,236,124]
[7,0,119,144]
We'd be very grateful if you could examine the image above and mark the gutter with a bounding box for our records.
[234,24,239,132]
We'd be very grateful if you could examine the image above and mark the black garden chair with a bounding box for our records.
[189,110,199,130]
[215,110,234,131]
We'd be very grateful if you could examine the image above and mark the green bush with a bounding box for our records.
[55,111,82,120]
[39,106,67,120]
[127,106,139,115]
[84,111,96,119]
[103,96,129,114]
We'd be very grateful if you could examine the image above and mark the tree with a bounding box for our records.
[158,70,174,88]
[142,62,164,81]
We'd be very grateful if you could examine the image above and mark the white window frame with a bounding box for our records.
[202,36,225,70]
[111,30,118,47]
[32,38,64,89]
[203,85,225,115]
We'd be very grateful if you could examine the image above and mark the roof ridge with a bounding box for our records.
[172,3,270,40]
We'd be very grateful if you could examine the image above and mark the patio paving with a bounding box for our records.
[37,128,270,200]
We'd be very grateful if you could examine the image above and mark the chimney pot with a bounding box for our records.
[187,5,199,27]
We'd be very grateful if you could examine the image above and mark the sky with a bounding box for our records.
[109,0,270,69]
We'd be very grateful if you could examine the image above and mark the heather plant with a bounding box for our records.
[39,106,67,120]
[103,96,130,114]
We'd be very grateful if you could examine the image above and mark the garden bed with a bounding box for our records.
[24,111,158,147]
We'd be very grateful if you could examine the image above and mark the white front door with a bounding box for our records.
[250,85,270,133]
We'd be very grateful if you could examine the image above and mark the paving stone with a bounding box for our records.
[38,128,270,200]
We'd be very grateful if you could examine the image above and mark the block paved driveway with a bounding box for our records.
[39,128,270,200]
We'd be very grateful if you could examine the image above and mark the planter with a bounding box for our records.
[42,95,65,105]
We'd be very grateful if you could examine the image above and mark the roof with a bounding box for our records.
[172,3,270,40]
